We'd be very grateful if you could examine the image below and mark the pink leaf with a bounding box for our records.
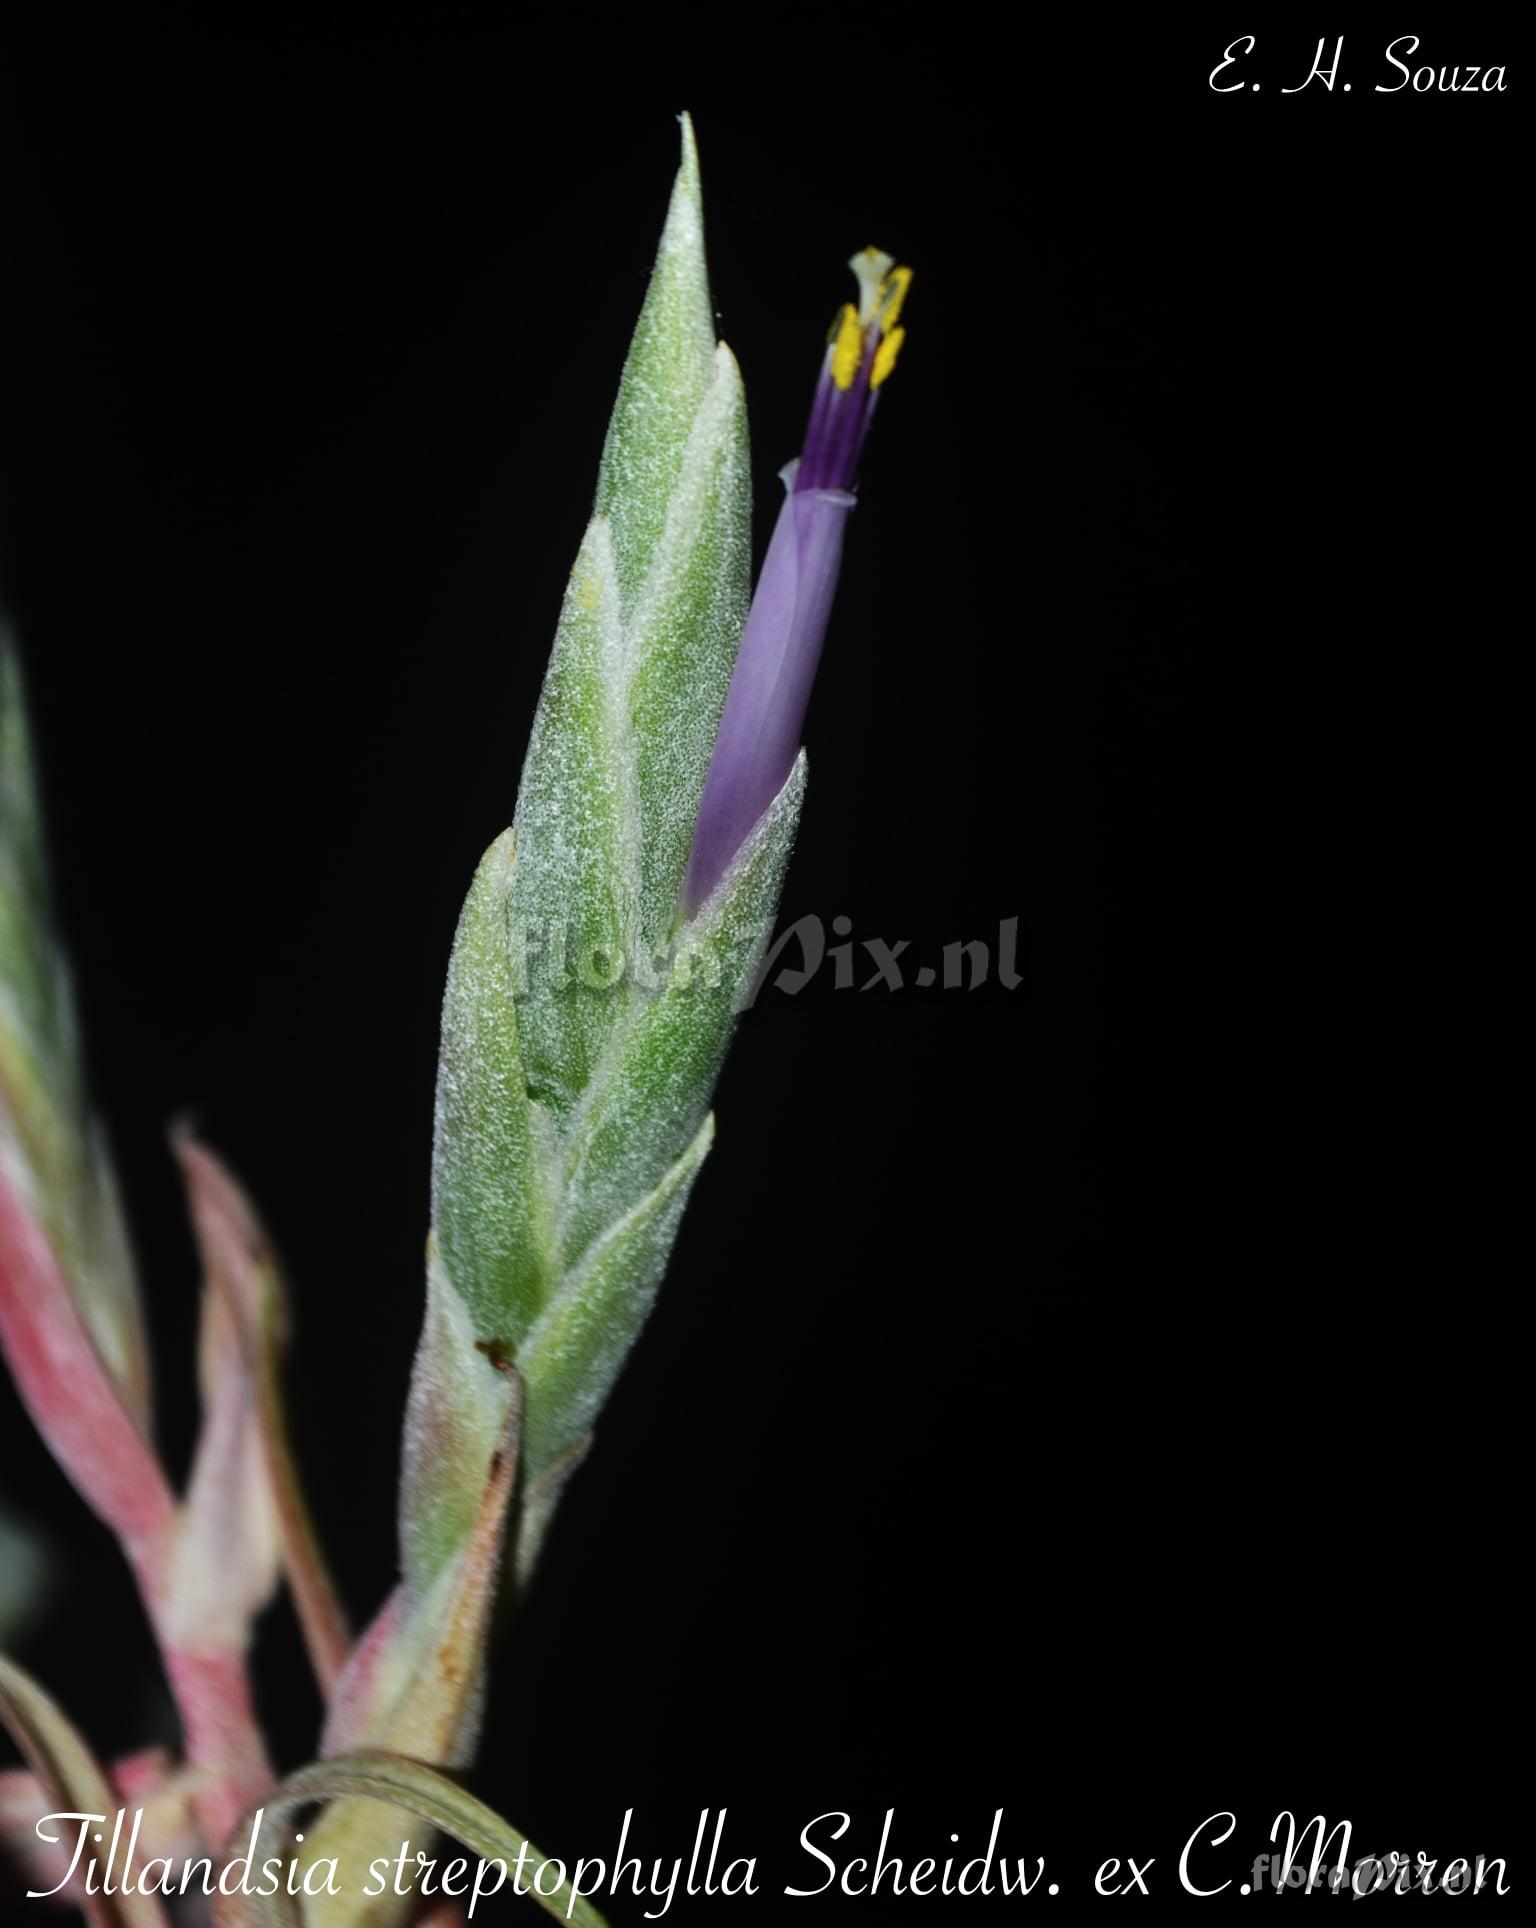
[0,1170,174,1573]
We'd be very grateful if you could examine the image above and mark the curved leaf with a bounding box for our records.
[0,1651,171,1928]
[213,1753,611,1928]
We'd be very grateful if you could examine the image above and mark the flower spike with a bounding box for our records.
[682,247,912,915]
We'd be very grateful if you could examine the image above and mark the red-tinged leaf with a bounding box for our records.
[170,1130,350,1692]
[0,1169,175,1574]
[1,1167,266,1849]
[166,1253,280,1653]
[0,1653,172,1928]
[317,1588,403,1760]
[159,1646,271,1852]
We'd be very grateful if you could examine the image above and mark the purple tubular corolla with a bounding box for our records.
[683,473,854,915]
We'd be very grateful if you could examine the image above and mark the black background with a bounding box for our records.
[0,8,1522,1918]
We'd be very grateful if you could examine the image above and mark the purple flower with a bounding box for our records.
[682,248,911,916]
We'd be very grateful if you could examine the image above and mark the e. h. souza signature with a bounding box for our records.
[1210,36,1508,95]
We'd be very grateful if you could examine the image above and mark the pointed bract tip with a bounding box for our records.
[677,111,701,193]
[711,337,744,391]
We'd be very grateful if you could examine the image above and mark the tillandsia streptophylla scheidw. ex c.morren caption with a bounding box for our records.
[0,114,909,1927]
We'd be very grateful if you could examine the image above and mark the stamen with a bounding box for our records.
[870,326,905,389]
[830,304,864,391]
[877,266,912,333]
[821,330,879,489]
[797,249,912,492]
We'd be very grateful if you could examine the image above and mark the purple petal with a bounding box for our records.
[683,473,854,914]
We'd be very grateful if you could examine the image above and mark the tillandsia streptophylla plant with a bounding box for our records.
[0,116,909,1926]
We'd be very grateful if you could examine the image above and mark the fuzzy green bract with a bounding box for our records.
[415,118,804,1585]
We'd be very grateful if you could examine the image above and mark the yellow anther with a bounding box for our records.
[870,325,905,389]
[831,303,864,390]
[877,265,913,334]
